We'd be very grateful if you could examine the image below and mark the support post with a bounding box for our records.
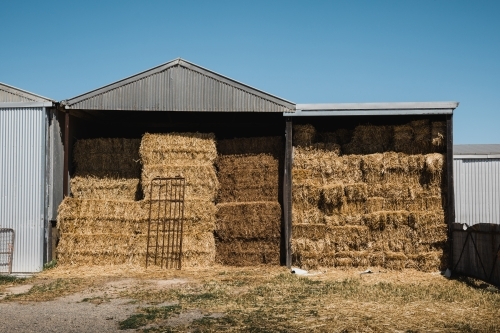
[63,111,70,197]
[446,114,455,270]
[283,119,293,268]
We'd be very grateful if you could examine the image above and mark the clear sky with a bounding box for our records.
[1,1,499,143]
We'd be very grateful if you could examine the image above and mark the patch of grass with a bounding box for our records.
[0,275,20,285]
[118,305,181,330]
[43,259,57,270]
[80,294,111,305]
[4,278,85,302]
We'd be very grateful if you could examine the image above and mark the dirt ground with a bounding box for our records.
[0,265,499,333]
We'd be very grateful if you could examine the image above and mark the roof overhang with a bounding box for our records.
[0,82,55,105]
[288,102,459,116]
[454,144,500,159]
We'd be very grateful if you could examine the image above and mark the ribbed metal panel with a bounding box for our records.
[0,107,45,272]
[0,89,37,103]
[454,158,500,225]
[66,61,295,112]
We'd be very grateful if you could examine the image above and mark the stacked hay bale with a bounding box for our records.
[57,138,144,265]
[292,121,447,271]
[215,137,283,266]
[140,132,218,268]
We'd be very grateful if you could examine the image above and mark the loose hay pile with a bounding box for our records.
[140,132,219,267]
[215,137,283,266]
[292,122,447,271]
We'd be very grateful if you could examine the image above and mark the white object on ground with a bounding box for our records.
[291,267,308,275]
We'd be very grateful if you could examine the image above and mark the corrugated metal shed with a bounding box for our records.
[63,58,295,112]
[1,84,57,273]
[454,144,500,225]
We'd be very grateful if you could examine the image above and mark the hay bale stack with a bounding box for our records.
[215,136,283,266]
[139,132,219,268]
[292,124,448,271]
[293,124,316,147]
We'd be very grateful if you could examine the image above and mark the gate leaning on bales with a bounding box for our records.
[452,223,500,287]
[146,177,186,269]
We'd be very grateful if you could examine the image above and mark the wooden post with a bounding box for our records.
[446,114,455,270]
[283,119,293,268]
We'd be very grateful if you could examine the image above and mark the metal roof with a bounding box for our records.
[291,102,459,116]
[454,144,500,159]
[62,58,295,112]
[0,83,54,107]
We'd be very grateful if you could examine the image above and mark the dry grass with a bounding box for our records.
[9,265,498,332]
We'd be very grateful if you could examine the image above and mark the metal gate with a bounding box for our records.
[452,223,500,287]
[146,177,186,269]
[0,228,15,274]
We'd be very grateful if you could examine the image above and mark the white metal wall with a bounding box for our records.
[454,158,500,225]
[0,107,46,272]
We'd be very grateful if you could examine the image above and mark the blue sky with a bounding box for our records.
[1,1,499,143]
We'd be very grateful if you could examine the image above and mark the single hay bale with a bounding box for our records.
[292,206,324,225]
[343,124,393,154]
[366,197,385,213]
[407,250,446,272]
[293,124,316,147]
[292,183,322,208]
[321,184,344,207]
[344,183,367,202]
[362,153,426,183]
[217,136,283,157]
[431,122,446,150]
[215,202,281,240]
[309,142,342,154]
[411,119,431,153]
[217,154,279,202]
[70,176,141,201]
[56,252,147,266]
[318,128,353,146]
[292,224,369,249]
[74,138,141,178]
[408,211,446,229]
[393,125,414,154]
[139,132,217,164]
[57,198,147,223]
[215,239,280,266]
[368,224,416,252]
[142,164,219,201]
[293,150,363,184]
[363,211,410,230]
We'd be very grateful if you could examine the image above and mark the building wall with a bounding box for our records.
[454,158,500,225]
[0,107,46,272]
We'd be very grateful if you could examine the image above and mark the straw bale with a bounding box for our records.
[321,184,344,207]
[217,154,278,202]
[408,211,446,229]
[362,153,425,183]
[215,239,280,266]
[431,121,446,150]
[292,224,369,248]
[57,198,146,223]
[344,183,367,202]
[142,164,219,201]
[363,211,410,230]
[215,202,281,240]
[309,142,342,154]
[292,206,324,225]
[70,176,140,201]
[393,125,414,153]
[217,136,283,157]
[74,138,141,178]
[409,250,446,271]
[57,252,146,266]
[139,132,217,163]
[410,119,431,153]
[293,151,363,184]
[292,183,321,208]
[343,124,393,154]
[293,124,316,147]
[366,197,385,213]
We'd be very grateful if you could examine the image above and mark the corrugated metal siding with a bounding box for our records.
[69,66,292,112]
[0,107,45,272]
[454,158,500,225]
[0,88,38,103]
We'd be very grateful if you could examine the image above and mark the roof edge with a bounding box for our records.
[63,58,295,109]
